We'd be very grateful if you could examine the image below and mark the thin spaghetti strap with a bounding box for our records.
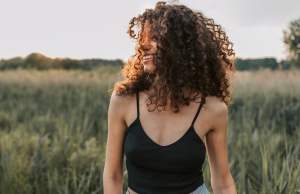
[136,89,140,119]
[190,97,205,128]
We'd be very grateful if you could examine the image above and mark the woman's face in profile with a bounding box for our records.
[139,20,158,72]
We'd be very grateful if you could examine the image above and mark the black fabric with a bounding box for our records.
[124,89,206,194]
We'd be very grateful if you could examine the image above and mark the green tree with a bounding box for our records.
[283,17,300,68]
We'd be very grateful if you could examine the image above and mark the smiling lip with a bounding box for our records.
[142,54,154,63]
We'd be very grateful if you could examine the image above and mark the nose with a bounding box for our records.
[140,43,153,54]
[140,40,152,49]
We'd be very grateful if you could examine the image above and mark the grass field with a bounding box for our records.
[0,67,299,194]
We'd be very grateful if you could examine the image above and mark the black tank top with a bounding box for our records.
[124,90,206,194]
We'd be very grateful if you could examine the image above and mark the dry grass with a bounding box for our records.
[0,67,299,194]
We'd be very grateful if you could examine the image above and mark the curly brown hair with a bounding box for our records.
[113,1,236,113]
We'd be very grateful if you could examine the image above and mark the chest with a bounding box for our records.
[124,119,206,173]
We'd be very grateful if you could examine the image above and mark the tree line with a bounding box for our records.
[0,53,123,71]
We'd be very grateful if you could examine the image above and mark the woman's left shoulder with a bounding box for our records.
[204,96,228,117]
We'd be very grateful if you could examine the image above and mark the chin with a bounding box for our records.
[144,64,156,72]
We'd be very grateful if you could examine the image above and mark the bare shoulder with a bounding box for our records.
[110,90,131,107]
[204,96,228,131]
[108,90,135,122]
[205,96,228,115]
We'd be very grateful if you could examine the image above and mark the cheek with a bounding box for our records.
[153,43,158,50]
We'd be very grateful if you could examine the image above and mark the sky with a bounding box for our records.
[0,0,299,61]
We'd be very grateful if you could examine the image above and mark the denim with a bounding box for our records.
[190,183,210,194]
[125,183,210,194]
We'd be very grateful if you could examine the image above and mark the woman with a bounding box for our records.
[103,1,237,194]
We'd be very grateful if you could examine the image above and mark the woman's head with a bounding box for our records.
[114,1,236,113]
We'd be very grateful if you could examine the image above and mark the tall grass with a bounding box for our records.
[0,68,299,194]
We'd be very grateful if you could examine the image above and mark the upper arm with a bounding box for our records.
[204,100,231,186]
[103,90,128,181]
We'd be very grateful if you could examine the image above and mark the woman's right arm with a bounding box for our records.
[103,90,128,194]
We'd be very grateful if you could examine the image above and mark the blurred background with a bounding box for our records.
[0,0,299,194]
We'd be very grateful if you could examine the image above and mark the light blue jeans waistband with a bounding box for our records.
[125,183,210,194]
[191,183,210,194]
